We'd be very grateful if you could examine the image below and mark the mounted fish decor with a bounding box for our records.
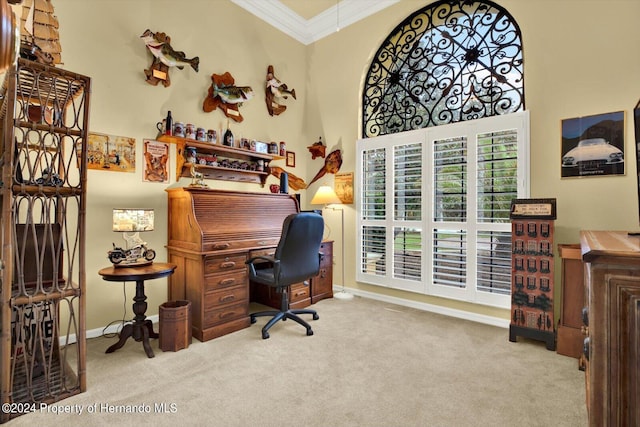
[268,166,307,191]
[265,65,296,116]
[309,149,343,186]
[203,71,253,123]
[141,29,199,87]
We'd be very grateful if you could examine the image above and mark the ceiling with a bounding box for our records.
[231,0,399,45]
[280,0,342,20]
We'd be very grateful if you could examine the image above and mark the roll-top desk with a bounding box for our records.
[166,188,300,341]
[580,230,640,426]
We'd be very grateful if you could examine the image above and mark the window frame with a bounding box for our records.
[356,111,530,309]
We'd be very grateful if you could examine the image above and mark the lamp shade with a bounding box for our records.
[112,208,154,232]
[311,185,342,205]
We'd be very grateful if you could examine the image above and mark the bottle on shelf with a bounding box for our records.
[223,120,234,147]
[165,111,173,136]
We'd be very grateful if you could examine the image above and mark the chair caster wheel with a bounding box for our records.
[262,331,270,339]
[250,316,257,324]
[312,313,319,320]
[306,329,314,336]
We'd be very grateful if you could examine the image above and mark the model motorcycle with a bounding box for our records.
[108,242,156,265]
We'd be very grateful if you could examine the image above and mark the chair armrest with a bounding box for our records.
[246,256,280,279]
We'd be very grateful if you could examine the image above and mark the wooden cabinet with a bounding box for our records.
[250,241,333,309]
[169,251,251,342]
[0,59,89,422]
[580,230,640,426]
[157,135,282,186]
[556,244,585,360]
[312,241,334,303]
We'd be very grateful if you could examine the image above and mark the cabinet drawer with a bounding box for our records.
[203,302,248,327]
[204,285,249,310]
[204,270,247,292]
[204,254,246,274]
[248,247,276,263]
[290,283,310,303]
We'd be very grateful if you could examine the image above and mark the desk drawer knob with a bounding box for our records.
[220,261,236,269]
[214,243,230,250]
[220,295,236,303]
[220,311,236,319]
[220,278,236,286]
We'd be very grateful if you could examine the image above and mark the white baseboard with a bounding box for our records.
[334,286,510,329]
[60,315,159,346]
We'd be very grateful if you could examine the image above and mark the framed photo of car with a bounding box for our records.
[561,111,625,178]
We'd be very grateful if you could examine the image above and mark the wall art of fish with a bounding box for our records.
[309,149,343,185]
[265,65,296,116]
[141,29,199,72]
[212,83,254,105]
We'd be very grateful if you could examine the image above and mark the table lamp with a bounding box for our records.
[110,208,156,266]
[311,186,353,300]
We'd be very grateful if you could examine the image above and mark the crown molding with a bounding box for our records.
[230,0,399,45]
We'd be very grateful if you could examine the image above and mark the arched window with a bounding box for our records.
[362,0,524,138]
[357,1,529,309]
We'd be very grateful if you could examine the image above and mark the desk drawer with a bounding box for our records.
[290,283,310,303]
[203,302,248,327]
[249,247,276,258]
[204,270,247,292]
[204,285,249,310]
[204,254,246,275]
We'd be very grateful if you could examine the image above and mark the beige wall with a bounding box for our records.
[37,0,640,331]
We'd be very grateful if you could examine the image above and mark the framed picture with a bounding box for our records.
[85,132,136,172]
[561,111,625,178]
[286,151,296,167]
[143,139,169,183]
[335,172,354,204]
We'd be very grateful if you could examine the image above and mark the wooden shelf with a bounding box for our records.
[156,134,283,187]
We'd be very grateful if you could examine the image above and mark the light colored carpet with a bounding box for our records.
[8,297,587,426]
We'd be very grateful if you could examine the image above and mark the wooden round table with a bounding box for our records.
[98,262,177,358]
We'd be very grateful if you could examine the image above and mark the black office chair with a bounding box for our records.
[246,212,324,339]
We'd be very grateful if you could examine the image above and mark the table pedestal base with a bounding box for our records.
[106,319,159,358]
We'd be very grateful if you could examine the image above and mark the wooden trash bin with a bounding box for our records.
[159,300,192,352]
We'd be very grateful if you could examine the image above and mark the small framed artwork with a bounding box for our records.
[286,151,296,167]
[84,132,136,172]
[143,139,169,183]
[335,172,354,204]
[561,111,625,178]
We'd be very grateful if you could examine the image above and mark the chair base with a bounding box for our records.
[250,309,319,339]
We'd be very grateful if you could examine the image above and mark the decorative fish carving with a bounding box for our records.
[141,29,199,72]
[212,83,254,105]
[309,149,342,185]
[265,65,296,116]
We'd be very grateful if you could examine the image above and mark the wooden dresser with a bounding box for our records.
[166,188,299,341]
[580,230,640,426]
